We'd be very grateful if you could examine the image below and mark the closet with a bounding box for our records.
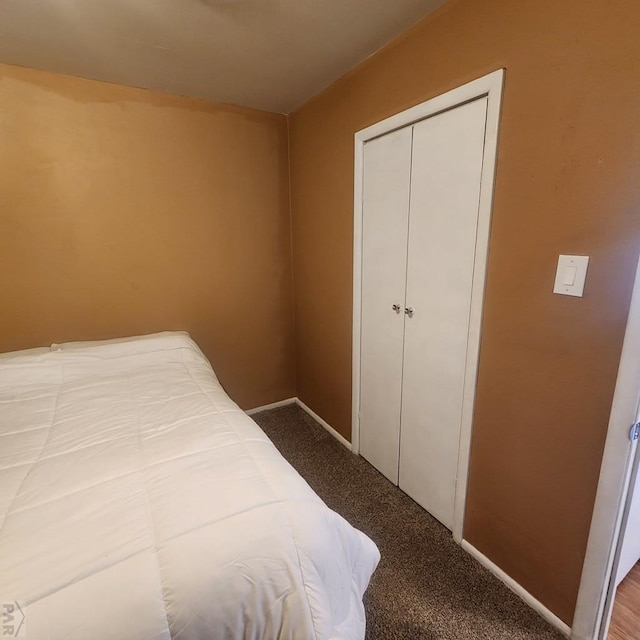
[358,95,491,531]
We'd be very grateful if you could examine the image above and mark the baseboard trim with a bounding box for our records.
[460,540,571,637]
[245,398,296,415]
[245,397,352,451]
[295,399,352,451]
[248,402,568,634]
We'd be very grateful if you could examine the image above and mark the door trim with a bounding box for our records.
[571,254,640,640]
[351,69,505,543]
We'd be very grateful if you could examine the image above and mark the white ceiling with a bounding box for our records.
[0,0,446,113]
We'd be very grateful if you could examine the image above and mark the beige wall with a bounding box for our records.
[0,63,296,409]
[289,0,640,624]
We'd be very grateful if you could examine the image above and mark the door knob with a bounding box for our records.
[392,304,401,313]
[404,306,414,317]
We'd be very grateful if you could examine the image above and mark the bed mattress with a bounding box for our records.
[0,332,379,639]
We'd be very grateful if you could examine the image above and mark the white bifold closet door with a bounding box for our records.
[399,98,487,528]
[359,127,412,484]
[359,97,488,530]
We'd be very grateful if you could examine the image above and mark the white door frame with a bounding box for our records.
[351,69,505,543]
[571,254,640,640]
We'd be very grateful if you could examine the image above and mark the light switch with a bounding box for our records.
[553,255,589,297]
[562,266,577,286]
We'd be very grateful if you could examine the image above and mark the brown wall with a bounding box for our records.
[0,63,296,409]
[289,0,640,624]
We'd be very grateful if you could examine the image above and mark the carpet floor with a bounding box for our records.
[252,404,566,640]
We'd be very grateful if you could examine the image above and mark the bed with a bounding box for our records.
[0,332,379,640]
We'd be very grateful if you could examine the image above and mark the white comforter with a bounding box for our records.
[0,333,379,640]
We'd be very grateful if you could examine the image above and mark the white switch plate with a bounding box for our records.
[553,255,589,297]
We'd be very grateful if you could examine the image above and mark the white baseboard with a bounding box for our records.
[460,540,571,637]
[294,399,352,451]
[248,402,566,633]
[245,398,296,415]
[246,396,352,451]
[248,402,567,634]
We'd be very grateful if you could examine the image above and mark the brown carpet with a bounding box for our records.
[252,404,566,640]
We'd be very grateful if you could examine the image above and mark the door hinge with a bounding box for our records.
[631,422,640,442]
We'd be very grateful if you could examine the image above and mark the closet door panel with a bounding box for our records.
[359,128,412,484]
[399,98,488,527]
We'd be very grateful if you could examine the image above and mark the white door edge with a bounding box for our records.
[571,255,640,640]
[351,69,505,543]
